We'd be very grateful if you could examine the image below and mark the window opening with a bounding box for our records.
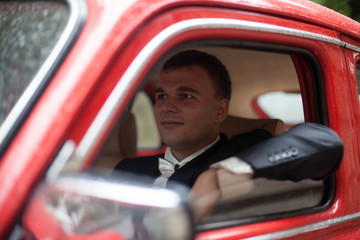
[96,44,328,229]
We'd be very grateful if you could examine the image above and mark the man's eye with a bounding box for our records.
[156,94,167,100]
[181,94,193,99]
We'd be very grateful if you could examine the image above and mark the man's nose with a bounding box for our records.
[161,98,178,112]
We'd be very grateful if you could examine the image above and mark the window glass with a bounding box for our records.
[0,1,69,124]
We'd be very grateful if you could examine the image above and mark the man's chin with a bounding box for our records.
[162,139,183,148]
[162,138,188,150]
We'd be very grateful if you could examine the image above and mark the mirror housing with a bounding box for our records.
[23,174,194,240]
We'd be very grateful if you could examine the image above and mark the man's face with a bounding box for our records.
[154,66,228,159]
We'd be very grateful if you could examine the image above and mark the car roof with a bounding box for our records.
[124,0,360,40]
[227,0,360,39]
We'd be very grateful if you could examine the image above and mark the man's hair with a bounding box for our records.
[162,50,231,100]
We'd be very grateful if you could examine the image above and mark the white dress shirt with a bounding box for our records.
[153,135,221,188]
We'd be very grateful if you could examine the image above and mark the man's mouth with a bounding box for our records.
[161,120,184,129]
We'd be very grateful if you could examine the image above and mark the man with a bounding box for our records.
[113,49,273,188]
[113,50,343,192]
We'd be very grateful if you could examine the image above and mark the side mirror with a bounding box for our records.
[23,174,194,240]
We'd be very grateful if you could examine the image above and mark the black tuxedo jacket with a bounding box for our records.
[113,130,272,188]
[113,123,343,188]
[237,123,343,181]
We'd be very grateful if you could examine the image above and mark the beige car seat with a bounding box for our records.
[221,115,286,138]
[93,112,137,174]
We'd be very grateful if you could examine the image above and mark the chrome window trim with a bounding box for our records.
[0,0,87,153]
[243,211,360,240]
[346,42,360,53]
[73,17,358,165]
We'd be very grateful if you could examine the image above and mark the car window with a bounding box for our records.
[0,1,71,151]
[95,44,327,227]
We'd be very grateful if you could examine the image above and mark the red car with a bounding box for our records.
[1,0,360,239]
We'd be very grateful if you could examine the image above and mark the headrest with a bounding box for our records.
[221,115,286,138]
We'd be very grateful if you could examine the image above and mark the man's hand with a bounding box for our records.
[211,156,254,199]
[188,169,220,223]
[189,157,255,222]
[215,168,254,199]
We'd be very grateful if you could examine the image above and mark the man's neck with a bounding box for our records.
[169,135,221,162]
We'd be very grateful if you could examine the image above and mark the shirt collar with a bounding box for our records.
[164,135,221,168]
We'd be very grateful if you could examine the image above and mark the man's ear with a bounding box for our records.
[215,98,229,123]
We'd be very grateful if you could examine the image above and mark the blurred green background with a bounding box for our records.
[311,0,360,22]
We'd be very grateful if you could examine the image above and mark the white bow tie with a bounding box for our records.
[159,158,181,178]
